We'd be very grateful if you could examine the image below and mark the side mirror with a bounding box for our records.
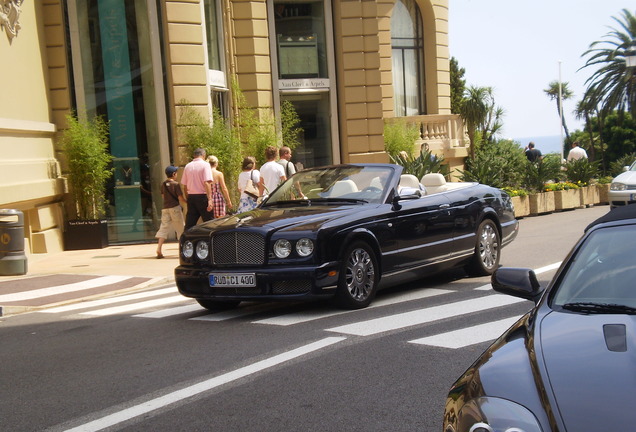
[391,192,420,211]
[491,267,543,303]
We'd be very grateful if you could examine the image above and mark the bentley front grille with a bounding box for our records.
[211,232,265,265]
[272,280,312,295]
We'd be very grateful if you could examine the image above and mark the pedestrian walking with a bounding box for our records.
[259,145,286,197]
[567,141,588,161]
[180,148,214,230]
[207,155,233,218]
[525,142,542,162]
[155,165,186,258]
[277,146,304,198]
[237,156,261,213]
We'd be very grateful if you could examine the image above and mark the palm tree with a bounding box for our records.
[580,9,636,118]
[574,98,598,163]
[544,80,574,143]
[459,86,492,160]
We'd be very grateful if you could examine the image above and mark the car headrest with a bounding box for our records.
[399,174,421,189]
[421,173,446,187]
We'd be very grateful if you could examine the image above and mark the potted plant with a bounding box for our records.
[501,187,530,218]
[545,182,581,211]
[60,112,113,250]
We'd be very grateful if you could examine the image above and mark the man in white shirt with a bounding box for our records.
[277,146,305,198]
[277,146,296,177]
[259,145,286,196]
[567,141,588,161]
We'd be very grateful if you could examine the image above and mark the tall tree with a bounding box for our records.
[544,80,574,145]
[450,57,467,115]
[574,98,600,165]
[460,86,493,160]
[580,9,636,118]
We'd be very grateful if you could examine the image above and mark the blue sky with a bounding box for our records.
[449,0,630,142]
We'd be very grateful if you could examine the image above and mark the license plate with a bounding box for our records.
[209,273,256,287]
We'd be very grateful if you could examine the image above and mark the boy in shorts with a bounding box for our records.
[155,165,186,258]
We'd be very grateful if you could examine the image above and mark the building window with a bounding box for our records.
[391,0,426,116]
[274,1,328,79]
[203,0,222,71]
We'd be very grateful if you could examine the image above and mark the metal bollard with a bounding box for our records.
[0,209,27,275]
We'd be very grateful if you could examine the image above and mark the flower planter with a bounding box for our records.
[554,189,581,211]
[511,195,530,218]
[529,191,555,215]
[596,184,610,205]
[579,186,600,208]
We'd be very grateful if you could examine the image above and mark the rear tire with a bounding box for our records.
[334,241,378,309]
[196,299,241,311]
[467,219,500,276]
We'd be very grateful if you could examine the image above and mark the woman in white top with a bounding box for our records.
[237,156,261,213]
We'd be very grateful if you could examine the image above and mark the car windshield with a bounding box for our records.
[551,224,636,311]
[263,165,396,205]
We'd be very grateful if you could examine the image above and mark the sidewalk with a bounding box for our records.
[0,242,178,316]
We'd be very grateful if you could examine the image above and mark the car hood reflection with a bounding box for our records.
[187,205,376,235]
[540,312,636,430]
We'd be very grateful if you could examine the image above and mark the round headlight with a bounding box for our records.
[274,239,292,258]
[182,240,194,258]
[296,238,314,257]
[196,241,209,260]
[611,182,626,191]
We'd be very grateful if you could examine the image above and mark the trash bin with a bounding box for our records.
[0,209,27,275]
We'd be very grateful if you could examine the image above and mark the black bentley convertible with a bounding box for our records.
[175,164,518,310]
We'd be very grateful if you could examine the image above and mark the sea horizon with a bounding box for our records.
[512,135,565,156]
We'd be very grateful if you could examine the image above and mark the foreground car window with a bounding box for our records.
[552,225,636,309]
[264,165,395,205]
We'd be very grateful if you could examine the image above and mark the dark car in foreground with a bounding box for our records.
[175,163,518,310]
[443,204,636,432]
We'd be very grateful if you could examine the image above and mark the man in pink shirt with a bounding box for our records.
[180,148,214,230]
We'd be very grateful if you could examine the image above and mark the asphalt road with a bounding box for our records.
[0,205,609,432]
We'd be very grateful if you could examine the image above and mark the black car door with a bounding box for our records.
[382,193,454,274]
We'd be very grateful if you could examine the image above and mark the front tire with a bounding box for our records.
[334,241,378,309]
[467,219,500,276]
[196,299,241,311]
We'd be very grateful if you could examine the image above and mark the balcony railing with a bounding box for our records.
[385,114,468,158]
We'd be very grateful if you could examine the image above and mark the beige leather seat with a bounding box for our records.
[330,179,358,197]
[421,173,447,194]
[399,174,421,190]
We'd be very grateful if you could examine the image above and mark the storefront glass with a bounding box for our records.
[281,93,332,168]
[69,0,167,243]
[273,0,337,167]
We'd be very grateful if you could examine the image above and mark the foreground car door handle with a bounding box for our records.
[439,204,450,209]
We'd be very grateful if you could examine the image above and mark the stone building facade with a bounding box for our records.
[0,0,466,254]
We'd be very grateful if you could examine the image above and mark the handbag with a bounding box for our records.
[244,171,259,200]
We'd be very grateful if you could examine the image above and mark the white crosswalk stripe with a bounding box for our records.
[252,288,452,326]
[190,303,281,322]
[42,287,179,313]
[408,315,521,348]
[325,295,526,336]
[81,295,189,316]
[134,303,202,319]
[0,276,133,303]
[36,262,560,350]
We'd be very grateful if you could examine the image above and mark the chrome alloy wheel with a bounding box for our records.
[478,222,499,271]
[345,247,376,301]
